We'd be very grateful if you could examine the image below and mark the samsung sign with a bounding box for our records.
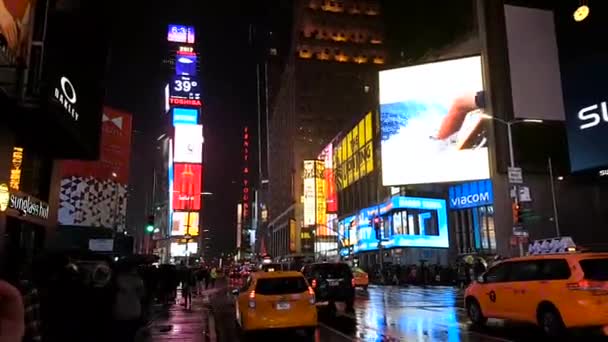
[448,179,493,210]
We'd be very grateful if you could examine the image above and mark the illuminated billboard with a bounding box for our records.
[338,215,356,247]
[354,196,448,253]
[315,161,326,227]
[176,54,197,76]
[170,75,201,100]
[172,163,202,210]
[303,161,316,226]
[379,56,489,186]
[171,211,199,236]
[170,242,198,257]
[318,143,337,213]
[172,107,198,125]
[333,112,374,190]
[167,24,195,44]
[173,125,203,163]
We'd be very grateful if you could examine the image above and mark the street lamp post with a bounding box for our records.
[481,115,546,256]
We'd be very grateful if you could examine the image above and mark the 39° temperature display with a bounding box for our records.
[170,75,201,100]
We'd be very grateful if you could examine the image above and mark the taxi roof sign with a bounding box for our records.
[528,236,576,255]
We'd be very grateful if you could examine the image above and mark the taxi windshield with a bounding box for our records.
[579,258,608,281]
[255,277,308,295]
[352,267,365,274]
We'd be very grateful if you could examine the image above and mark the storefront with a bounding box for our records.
[0,187,52,270]
[448,179,496,255]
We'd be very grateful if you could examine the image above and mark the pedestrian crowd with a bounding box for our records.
[0,252,220,342]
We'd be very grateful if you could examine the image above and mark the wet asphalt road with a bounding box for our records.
[212,285,606,341]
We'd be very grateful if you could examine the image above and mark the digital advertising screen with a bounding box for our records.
[172,163,202,210]
[354,196,448,252]
[170,242,198,257]
[379,56,489,186]
[173,124,203,163]
[318,143,338,213]
[172,107,198,125]
[167,24,195,44]
[333,112,374,190]
[302,160,316,226]
[176,54,197,76]
[170,75,201,100]
[338,215,356,247]
[171,211,199,236]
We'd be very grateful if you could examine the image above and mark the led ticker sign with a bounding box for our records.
[167,24,195,44]
[170,75,201,100]
[172,107,198,125]
[334,112,374,190]
[10,147,23,190]
[241,127,250,221]
[172,163,202,210]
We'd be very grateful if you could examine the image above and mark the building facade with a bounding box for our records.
[267,0,386,260]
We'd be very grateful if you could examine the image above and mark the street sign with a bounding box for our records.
[508,167,523,184]
[512,225,529,237]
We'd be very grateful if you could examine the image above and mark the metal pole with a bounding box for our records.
[548,157,561,237]
[506,123,524,256]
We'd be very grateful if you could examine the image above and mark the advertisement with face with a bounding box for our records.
[318,143,338,213]
[379,56,489,186]
[172,163,202,210]
[338,215,355,247]
[173,124,203,163]
[0,0,34,67]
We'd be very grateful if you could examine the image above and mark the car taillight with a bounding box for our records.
[248,290,256,308]
[308,286,315,305]
[311,279,317,288]
[351,278,356,287]
[567,279,607,291]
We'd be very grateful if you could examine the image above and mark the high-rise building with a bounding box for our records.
[267,0,386,259]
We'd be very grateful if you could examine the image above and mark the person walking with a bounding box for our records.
[181,269,196,310]
[112,262,145,342]
[209,267,217,288]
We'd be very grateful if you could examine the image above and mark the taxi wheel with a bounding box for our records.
[466,298,487,326]
[538,306,565,337]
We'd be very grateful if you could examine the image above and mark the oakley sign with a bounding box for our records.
[578,101,607,130]
[54,77,80,121]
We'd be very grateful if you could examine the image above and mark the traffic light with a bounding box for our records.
[145,215,155,233]
[512,203,520,224]
[373,216,382,240]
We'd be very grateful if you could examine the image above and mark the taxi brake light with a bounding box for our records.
[308,286,315,305]
[351,278,356,287]
[311,279,317,288]
[248,290,256,308]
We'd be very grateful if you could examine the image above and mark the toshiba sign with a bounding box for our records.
[169,97,202,107]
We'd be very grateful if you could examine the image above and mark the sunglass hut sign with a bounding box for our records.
[9,194,50,219]
[53,76,80,121]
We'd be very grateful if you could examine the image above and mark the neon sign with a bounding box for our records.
[10,147,23,190]
[242,126,250,220]
[169,98,202,107]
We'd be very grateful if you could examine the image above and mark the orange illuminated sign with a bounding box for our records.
[10,147,23,190]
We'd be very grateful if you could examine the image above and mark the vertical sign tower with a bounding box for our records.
[165,24,204,262]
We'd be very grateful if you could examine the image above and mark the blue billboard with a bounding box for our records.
[172,107,198,125]
[176,54,197,76]
[448,179,493,209]
[354,196,449,252]
[167,24,195,44]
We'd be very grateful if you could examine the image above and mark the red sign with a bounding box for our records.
[242,127,250,220]
[61,107,133,184]
[169,97,202,107]
[173,163,203,210]
[319,143,338,213]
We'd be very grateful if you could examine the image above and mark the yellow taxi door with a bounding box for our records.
[236,276,253,323]
[502,260,542,321]
[509,259,571,323]
[477,261,513,318]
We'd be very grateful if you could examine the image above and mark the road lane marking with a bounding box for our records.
[319,322,359,341]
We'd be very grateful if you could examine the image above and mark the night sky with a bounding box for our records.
[100,0,474,257]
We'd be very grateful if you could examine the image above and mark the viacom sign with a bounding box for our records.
[448,179,493,210]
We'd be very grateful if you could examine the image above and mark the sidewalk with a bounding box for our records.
[144,286,223,342]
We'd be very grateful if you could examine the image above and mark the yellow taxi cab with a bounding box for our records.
[465,237,608,337]
[352,267,369,290]
[233,270,317,335]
